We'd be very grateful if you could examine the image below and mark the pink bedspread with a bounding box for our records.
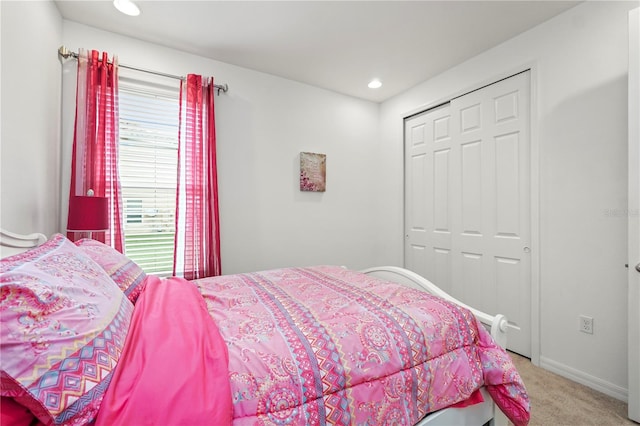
[94,276,233,426]
[194,266,530,426]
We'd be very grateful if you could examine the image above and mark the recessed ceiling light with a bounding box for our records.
[113,0,140,16]
[368,79,382,89]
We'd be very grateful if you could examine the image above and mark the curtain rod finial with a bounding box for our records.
[217,83,229,96]
[58,45,70,60]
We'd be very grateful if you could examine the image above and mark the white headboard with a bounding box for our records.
[0,229,47,258]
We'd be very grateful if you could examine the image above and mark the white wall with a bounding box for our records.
[1,2,384,275]
[1,1,62,236]
[379,0,636,400]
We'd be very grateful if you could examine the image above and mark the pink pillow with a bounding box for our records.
[0,234,134,425]
[75,238,146,303]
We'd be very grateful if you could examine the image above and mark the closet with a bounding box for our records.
[404,71,531,356]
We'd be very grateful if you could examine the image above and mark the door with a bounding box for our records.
[627,7,639,423]
[405,103,454,294]
[404,71,531,356]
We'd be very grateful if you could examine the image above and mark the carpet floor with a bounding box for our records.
[509,352,636,425]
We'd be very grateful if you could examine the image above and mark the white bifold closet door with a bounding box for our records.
[404,71,531,357]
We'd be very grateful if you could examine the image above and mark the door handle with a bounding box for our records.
[636,263,640,273]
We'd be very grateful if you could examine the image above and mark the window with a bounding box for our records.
[118,79,180,276]
[125,199,143,223]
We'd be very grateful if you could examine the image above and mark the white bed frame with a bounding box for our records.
[0,228,47,258]
[0,232,510,426]
[361,266,509,426]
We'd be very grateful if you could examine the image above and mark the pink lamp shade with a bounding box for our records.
[67,196,109,232]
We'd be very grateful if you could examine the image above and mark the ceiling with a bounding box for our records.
[54,0,581,103]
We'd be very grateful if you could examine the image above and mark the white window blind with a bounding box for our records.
[119,79,180,276]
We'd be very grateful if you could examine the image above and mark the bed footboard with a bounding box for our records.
[361,266,510,426]
[360,266,508,349]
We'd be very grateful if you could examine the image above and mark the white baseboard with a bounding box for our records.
[539,356,628,402]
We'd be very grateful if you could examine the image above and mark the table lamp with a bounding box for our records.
[67,191,108,239]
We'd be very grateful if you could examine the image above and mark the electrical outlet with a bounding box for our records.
[579,315,594,334]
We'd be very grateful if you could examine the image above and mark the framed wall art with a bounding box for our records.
[299,152,326,192]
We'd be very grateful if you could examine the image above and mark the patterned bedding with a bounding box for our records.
[1,235,529,426]
[194,265,530,426]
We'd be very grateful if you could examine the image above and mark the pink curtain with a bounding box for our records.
[174,74,221,279]
[67,49,124,252]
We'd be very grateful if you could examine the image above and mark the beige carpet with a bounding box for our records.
[509,352,636,425]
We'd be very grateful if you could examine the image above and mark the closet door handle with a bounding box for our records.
[636,262,640,273]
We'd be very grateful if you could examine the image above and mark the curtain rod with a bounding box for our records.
[58,46,229,95]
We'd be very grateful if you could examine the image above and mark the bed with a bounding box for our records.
[0,231,530,426]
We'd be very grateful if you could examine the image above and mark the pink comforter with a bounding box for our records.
[194,266,530,426]
[95,266,529,426]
